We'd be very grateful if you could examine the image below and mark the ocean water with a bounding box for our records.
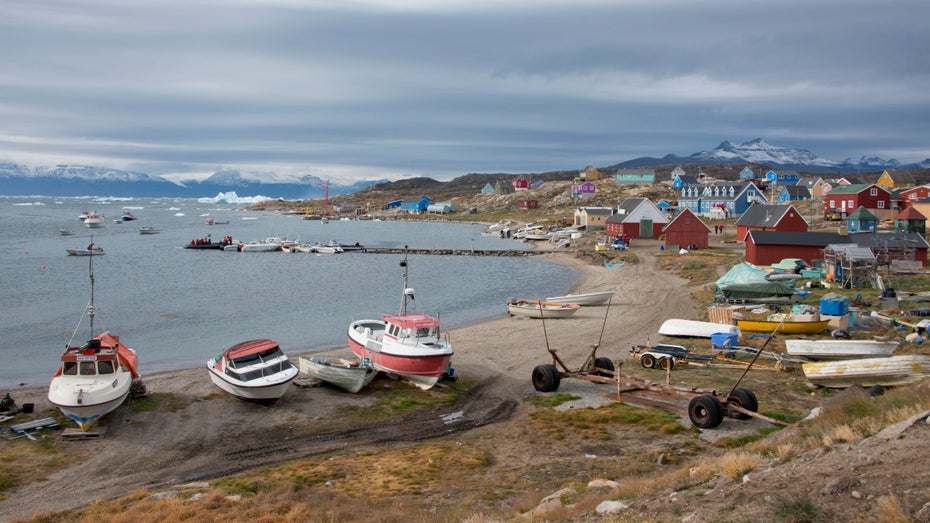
[0,196,578,389]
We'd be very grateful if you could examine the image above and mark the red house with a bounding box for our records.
[513,175,530,191]
[745,231,849,266]
[662,208,711,249]
[899,185,930,208]
[517,200,538,209]
[824,184,891,219]
[734,203,809,241]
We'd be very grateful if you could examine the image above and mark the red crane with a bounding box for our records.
[316,179,330,216]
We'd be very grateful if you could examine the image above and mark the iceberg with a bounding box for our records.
[197,192,272,205]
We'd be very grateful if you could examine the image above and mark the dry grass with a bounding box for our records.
[0,431,85,501]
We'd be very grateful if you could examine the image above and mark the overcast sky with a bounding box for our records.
[1,0,928,184]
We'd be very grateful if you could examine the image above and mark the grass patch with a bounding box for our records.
[528,402,686,441]
[127,392,192,414]
[338,380,463,421]
[771,492,823,523]
[525,392,580,408]
[0,437,84,499]
[717,427,781,448]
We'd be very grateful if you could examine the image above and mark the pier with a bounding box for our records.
[357,247,547,257]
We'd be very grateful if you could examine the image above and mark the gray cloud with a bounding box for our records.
[1,0,928,183]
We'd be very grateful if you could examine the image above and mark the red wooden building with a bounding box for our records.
[512,174,530,191]
[745,231,849,266]
[734,203,809,241]
[517,200,538,210]
[661,208,711,249]
[899,185,930,208]
[823,184,891,219]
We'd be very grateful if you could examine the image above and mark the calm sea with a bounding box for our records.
[0,196,578,389]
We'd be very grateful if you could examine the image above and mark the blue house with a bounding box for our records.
[776,185,811,204]
[401,196,432,213]
[846,207,877,234]
[384,199,403,210]
[765,170,800,185]
[672,173,699,188]
[739,167,758,180]
[677,182,768,218]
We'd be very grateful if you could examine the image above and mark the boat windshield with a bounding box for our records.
[62,362,78,375]
[79,361,97,375]
[225,359,294,382]
[229,346,284,369]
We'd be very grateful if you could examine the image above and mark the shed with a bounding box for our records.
[480,183,495,194]
[745,231,852,266]
[846,207,877,234]
[662,208,710,249]
[735,203,809,241]
[605,198,668,239]
[426,202,455,214]
[517,200,539,210]
[895,206,927,235]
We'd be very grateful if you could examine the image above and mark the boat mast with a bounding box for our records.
[400,246,409,315]
[88,238,96,336]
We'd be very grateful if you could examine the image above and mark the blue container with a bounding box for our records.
[711,332,738,350]
[820,297,850,316]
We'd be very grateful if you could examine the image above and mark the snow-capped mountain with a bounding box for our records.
[612,138,914,174]
[0,162,385,198]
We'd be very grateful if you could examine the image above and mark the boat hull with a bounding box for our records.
[802,355,930,388]
[737,319,829,334]
[658,319,740,338]
[785,339,899,360]
[507,300,581,319]
[544,291,615,306]
[347,321,452,390]
[206,363,297,402]
[48,372,133,430]
[299,356,377,393]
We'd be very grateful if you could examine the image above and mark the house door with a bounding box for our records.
[640,219,653,238]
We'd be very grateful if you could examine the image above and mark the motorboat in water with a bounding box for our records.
[47,250,140,430]
[67,244,105,256]
[347,249,454,390]
[298,355,377,393]
[507,299,581,319]
[83,212,105,228]
[206,339,298,402]
[139,226,160,235]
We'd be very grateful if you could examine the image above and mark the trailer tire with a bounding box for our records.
[593,357,615,378]
[658,357,674,371]
[532,364,561,392]
[688,395,724,429]
[640,354,656,369]
[728,388,758,419]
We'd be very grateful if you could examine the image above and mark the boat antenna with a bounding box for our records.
[400,245,409,315]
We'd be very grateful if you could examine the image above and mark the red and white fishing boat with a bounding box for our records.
[48,251,140,430]
[347,249,454,390]
[206,339,298,402]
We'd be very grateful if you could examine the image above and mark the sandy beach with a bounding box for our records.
[0,244,698,519]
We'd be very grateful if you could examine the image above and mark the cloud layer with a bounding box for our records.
[2,0,928,182]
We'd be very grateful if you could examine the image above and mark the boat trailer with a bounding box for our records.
[530,307,789,429]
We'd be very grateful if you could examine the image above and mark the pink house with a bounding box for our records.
[571,181,597,199]
[513,175,530,191]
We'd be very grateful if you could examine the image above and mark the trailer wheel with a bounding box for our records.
[688,395,724,429]
[532,364,561,392]
[727,388,758,419]
[640,354,656,369]
[593,357,615,377]
[658,357,675,371]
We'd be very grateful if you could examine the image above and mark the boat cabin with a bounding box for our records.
[383,313,441,343]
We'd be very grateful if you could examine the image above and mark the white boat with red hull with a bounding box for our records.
[347,249,453,390]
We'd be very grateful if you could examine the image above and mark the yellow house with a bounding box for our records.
[579,165,603,181]
[573,206,613,229]
[876,170,916,190]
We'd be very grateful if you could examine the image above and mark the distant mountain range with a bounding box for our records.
[611,138,930,174]
[3,139,930,198]
[0,163,386,199]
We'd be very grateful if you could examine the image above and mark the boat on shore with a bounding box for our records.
[507,299,581,319]
[658,319,740,338]
[802,355,930,388]
[47,250,140,430]
[347,250,454,390]
[785,339,899,360]
[206,339,298,402]
[545,291,615,306]
[736,318,829,334]
[298,355,377,393]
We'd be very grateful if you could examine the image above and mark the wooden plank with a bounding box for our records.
[62,427,108,440]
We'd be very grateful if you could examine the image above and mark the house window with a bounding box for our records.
[870,188,878,196]
[878,201,885,209]
[848,200,854,209]
[910,194,917,200]
[829,200,836,209]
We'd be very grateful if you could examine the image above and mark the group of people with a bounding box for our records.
[713,224,726,234]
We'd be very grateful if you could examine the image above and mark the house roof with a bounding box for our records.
[850,232,930,250]
[826,183,876,195]
[886,170,916,184]
[846,207,877,221]
[796,176,823,188]
[896,206,927,221]
[577,207,613,215]
[780,185,811,198]
[747,230,852,247]
[662,208,711,233]
[617,197,647,214]
[735,204,801,227]
[824,244,877,261]
[675,174,699,185]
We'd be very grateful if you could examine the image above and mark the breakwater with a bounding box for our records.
[357,247,547,256]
